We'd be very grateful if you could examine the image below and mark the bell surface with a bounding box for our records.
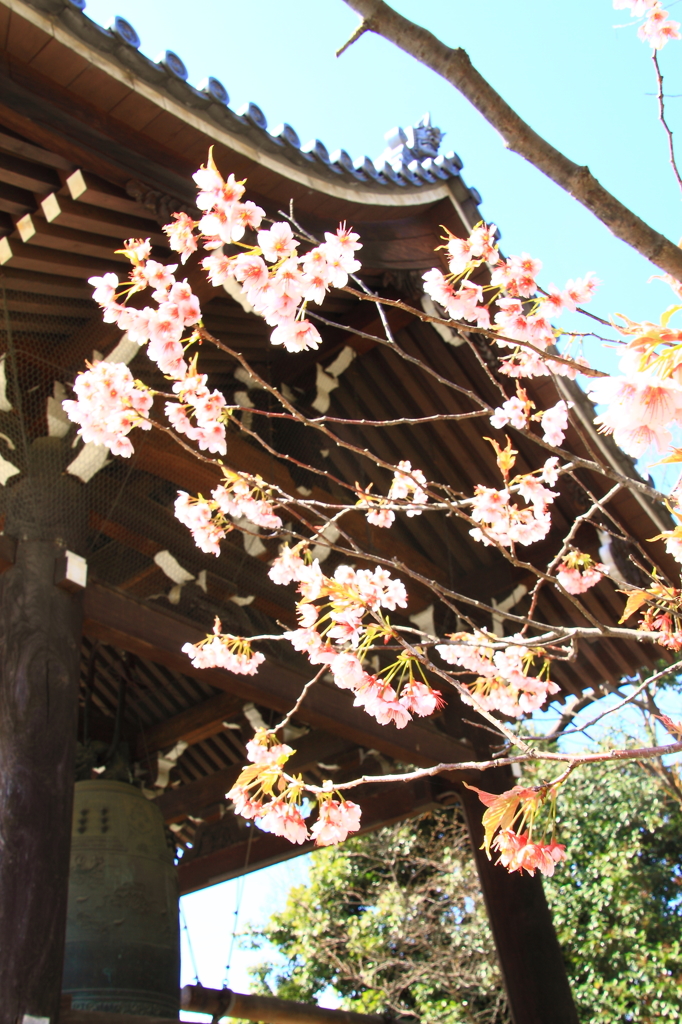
[63,779,180,1017]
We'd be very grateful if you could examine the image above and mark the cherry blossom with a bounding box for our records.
[259,800,309,844]
[556,552,607,594]
[541,400,570,446]
[182,618,265,674]
[493,830,567,877]
[311,798,362,846]
[63,361,152,457]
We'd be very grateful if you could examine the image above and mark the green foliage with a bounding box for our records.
[539,760,682,1023]
[247,761,682,1024]
[246,808,510,1024]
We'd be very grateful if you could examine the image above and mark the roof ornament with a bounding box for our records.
[376,112,444,170]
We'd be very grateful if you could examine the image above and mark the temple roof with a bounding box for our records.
[4,0,483,214]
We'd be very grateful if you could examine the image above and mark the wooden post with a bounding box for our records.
[0,440,86,1024]
[458,778,579,1024]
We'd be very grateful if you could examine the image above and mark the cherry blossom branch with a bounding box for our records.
[289,738,682,793]
[541,669,665,740]
[235,407,490,427]
[652,51,682,196]
[271,667,328,733]
[338,0,682,280]
[339,286,610,379]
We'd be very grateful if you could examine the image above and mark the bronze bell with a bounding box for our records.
[62,779,180,1017]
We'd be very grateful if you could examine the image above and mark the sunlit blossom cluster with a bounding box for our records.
[174,471,282,556]
[614,0,681,49]
[469,471,557,549]
[357,459,430,528]
[182,617,265,674]
[267,550,441,728]
[62,360,153,457]
[490,392,570,448]
[556,552,607,594]
[168,153,363,354]
[423,220,598,379]
[467,783,567,876]
[437,633,560,717]
[225,731,362,846]
[493,829,567,877]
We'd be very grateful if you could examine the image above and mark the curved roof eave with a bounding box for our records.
[3,0,478,225]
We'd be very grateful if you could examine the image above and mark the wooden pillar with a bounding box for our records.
[458,776,579,1024]
[0,439,86,1024]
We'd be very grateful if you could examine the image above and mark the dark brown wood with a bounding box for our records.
[0,128,74,171]
[0,235,120,278]
[135,690,244,759]
[0,537,84,1024]
[0,148,59,193]
[66,169,154,219]
[178,778,437,893]
[0,534,16,572]
[40,192,167,246]
[14,213,132,263]
[457,779,579,1024]
[0,179,35,216]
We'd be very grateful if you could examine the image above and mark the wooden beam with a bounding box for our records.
[0,129,74,172]
[157,730,358,823]
[0,236,120,278]
[41,193,167,246]
[66,169,153,219]
[135,690,243,759]
[82,582,476,772]
[0,150,59,194]
[0,180,35,217]
[182,984,386,1024]
[0,266,92,300]
[177,778,438,893]
[13,214,132,263]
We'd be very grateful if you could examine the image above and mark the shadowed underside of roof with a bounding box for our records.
[0,0,674,892]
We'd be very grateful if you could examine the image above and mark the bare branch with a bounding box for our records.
[339,0,682,280]
[653,51,682,197]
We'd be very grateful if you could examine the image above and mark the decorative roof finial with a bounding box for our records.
[375,112,444,173]
[406,113,444,160]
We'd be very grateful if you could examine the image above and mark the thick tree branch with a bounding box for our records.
[339,0,682,280]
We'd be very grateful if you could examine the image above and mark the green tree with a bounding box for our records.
[247,762,682,1023]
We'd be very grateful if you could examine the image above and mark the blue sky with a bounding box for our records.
[80,0,682,1000]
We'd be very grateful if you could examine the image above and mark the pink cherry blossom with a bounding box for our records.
[556,557,607,594]
[446,235,473,275]
[398,680,443,716]
[493,830,567,877]
[490,395,530,431]
[226,784,263,820]
[89,272,119,306]
[259,800,309,844]
[541,400,569,447]
[258,222,299,263]
[311,799,362,846]
[422,268,456,308]
[269,545,306,585]
[366,507,395,529]
[270,319,322,353]
[163,212,198,263]
[245,737,294,765]
[63,361,152,457]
